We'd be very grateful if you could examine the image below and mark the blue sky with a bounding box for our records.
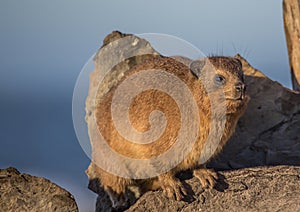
[0,1,291,211]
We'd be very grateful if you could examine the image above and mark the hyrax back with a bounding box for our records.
[92,56,249,209]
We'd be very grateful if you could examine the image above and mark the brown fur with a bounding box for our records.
[91,56,249,209]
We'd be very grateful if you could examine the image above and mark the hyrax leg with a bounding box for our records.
[105,186,129,210]
[100,172,132,210]
[193,167,218,188]
[158,172,188,200]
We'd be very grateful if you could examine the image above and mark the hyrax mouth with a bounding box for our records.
[225,95,245,101]
[224,82,246,101]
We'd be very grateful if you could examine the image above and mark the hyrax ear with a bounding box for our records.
[189,59,206,78]
[234,58,242,69]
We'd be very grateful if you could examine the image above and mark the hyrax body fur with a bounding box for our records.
[90,56,249,210]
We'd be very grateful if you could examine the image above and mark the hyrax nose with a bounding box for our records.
[235,82,245,92]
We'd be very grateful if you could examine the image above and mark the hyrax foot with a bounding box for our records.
[106,187,129,211]
[159,174,188,200]
[193,168,218,189]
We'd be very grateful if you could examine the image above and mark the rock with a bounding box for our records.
[0,167,78,211]
[283,0,300,91]
[86,31,300,211]
[127,166,300,212]
[85,31,160,125]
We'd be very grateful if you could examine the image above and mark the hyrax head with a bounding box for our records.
[189,56,246,103]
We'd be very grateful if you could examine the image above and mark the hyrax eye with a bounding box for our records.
[214,75,226,85]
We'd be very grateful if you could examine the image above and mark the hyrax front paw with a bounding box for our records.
[193,168,218,189]
[106,188,129,211]
[160,175,188,201]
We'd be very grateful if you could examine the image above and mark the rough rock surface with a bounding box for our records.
[86,31,300,211]
[127,166,300,212]
[283,0,300,91]
[0,167,78,212]
[90,166,300,212]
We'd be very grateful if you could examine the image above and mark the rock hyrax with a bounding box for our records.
[91,56,249,210]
